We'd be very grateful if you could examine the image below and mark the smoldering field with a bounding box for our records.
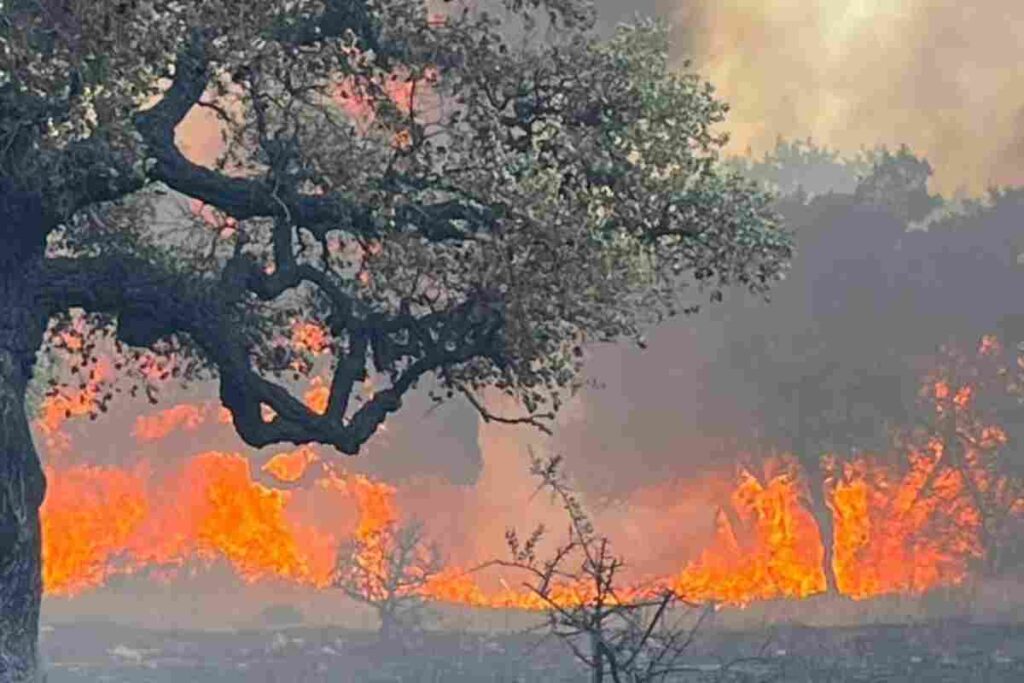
[36,1,1024,681]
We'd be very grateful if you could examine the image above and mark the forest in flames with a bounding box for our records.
[23,0,1024,622]
[35,327,1024,611]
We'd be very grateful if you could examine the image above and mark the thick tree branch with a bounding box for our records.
[130,31,371,234]
[36,253,506,455]
[131,27,492,251]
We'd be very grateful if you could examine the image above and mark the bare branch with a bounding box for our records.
[333,518,442,642]
[456,384,554,435]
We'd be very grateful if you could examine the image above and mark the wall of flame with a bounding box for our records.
[36,359,1011,610]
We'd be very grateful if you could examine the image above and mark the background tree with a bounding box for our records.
[725,137,876,201]
[0,0,790,677]
[688,140,1024,601]
[760,150,941,594]
[853,145,942,226]
[333,518,442,644]
[700,145,1013,595]
[904,336,1024,576]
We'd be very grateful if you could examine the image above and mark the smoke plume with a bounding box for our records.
[667,1,1024,195]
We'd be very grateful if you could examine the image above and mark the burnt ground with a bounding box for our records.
[39,618,1024,682]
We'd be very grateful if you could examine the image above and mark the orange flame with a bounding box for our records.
[673,466,825,604]
[133,403,208,442]
[292,321,329,355]
[304,377,330,415]
[41,452,395,596]
[39,443,1008,608]
[263,446,319,483]
[39,335,1024,612]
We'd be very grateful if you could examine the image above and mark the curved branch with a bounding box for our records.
[132,29,496,246]
[455,384,554,435]
[132,31,374,236]
[36,252,506,456]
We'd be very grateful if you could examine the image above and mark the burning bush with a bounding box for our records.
[332,519,443,644]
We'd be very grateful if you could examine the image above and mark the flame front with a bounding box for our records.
[671,449,987,605]
[38,334,1024,610]
[40,448,1003,607]
[672,466,826,604]
[41,452,393,595]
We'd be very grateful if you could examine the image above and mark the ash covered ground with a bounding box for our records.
[39,606,1024,682]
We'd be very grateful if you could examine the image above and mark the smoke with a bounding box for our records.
[666,1,1024,195]
[415,391,729,575]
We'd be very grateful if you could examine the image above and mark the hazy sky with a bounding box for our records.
[597,1,1024,195]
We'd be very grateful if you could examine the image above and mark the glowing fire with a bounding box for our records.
[672,335,1020,605]
[671,448,986,605]
[672,464,826,604]
[38,334,1024,611]
[41,452,387,595]
[263,446,319,483]
[39,441,1011,608]
[38,431,1015,607]
[831,444,982,598]
[133,403,211,442]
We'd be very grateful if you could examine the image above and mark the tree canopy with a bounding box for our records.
[1,0,791,459]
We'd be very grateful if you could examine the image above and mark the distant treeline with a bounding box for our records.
[707,138,1024,458]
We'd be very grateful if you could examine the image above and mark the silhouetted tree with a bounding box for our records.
[333,519,441,644]
[0,1,791,676]
[494,455,713,683]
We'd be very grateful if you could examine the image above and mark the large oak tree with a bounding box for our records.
[0,0,791,677]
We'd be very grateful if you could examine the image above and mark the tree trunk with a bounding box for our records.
[378,607,396,644]
[809,483,839,596]
[0,185,50,682]
[802,455,839,596]
[591,629,604,683]
[0,346,45,682]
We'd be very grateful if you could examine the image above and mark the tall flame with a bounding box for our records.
[39,335,1024,611]
[41,452,393,596]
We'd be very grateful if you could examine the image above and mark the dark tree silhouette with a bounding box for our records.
[333,519,441,645]
[493,455,714,683]
[0,0,791,676]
